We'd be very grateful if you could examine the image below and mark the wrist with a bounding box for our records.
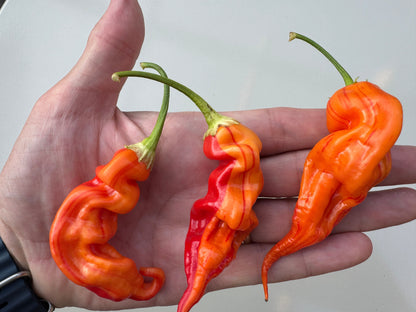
[0,222,27,271]
[0,236,54,311]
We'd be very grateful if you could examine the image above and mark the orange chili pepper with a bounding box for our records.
[261,33,403,301]
[49,63,169,301]
[112,70,264,312]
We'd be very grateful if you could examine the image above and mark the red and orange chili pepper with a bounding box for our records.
[112,70,264,312]
[49,63,169,301]
[261,32,403,301]
[180,122,262,312]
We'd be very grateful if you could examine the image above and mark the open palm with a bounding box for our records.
[0,0,415,310]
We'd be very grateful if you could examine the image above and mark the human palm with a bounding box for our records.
[0,0,415,311]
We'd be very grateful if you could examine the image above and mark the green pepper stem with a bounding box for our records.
[125,63,170,168]
[289,32,354,86]
[112,69,237,137]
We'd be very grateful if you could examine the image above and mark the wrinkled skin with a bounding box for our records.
[0,0,415,310]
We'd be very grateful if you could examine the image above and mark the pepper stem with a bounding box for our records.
[124,63,170,169]
[112,69,237,137]
[289,32,354,86]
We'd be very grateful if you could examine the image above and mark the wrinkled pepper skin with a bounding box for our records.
[262,81,403,299]
[178,123,264,312]
[49,148,165,301]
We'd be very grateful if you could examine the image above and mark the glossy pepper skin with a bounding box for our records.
[50,63,169,301]
[179,123,263,312]
[261,33,403,301]
[112,70,264,312]
[49,148,165,301]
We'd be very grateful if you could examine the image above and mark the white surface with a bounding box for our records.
[1,0,415,311]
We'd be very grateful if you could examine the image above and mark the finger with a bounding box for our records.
[209,232,372,291]
[334,187,416,233]
[230,108,328,156]
[251,198,295,243]
[260,145,416,198]
[40,0,145,115]
[260,149,307,197]
[251,187,416,244]
[380,145,416,186]
[68,0,144,92]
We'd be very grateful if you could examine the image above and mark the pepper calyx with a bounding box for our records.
[126,141,155,169]
[204,114,239,138]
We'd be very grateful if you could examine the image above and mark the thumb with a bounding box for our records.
[63,0,145,93]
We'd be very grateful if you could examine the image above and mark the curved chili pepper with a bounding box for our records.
[49,63,169,301]
[261,32,403,301]
[179,123,262,312]
[112,71,264,312]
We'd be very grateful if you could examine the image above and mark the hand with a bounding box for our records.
[0,0,415,310]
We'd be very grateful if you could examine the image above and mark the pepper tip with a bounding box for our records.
[261,264,270,302]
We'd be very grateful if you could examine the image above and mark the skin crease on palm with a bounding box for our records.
[0,0,415,310]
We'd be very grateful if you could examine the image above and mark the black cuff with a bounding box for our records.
[0,237,53,312]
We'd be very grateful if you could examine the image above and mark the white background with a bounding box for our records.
[0,1,415,311]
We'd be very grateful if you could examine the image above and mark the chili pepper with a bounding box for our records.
[112,70,264,312]
[179,122,262,312]
[49,63,169,301]
[261,32,403,301]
